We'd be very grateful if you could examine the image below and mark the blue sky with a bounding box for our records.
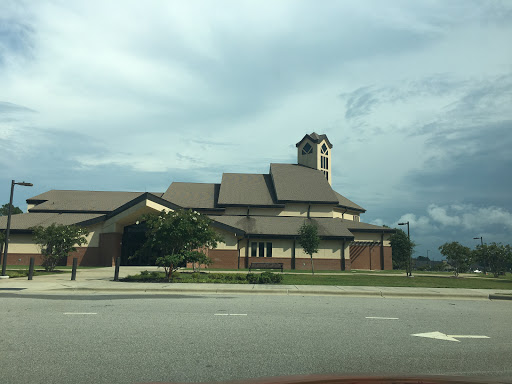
[1,0,511,260]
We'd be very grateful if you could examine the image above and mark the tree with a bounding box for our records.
[140,209,223,281]
[298,222,320,275]
[32,224,89,271]
[389,229,415,271]
[438,242,471,277]
[0,203,23,216]
[473,243,512,277]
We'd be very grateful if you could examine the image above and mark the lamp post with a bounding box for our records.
[1,180,33,277]
[398,221,411,277]
[473,236,484,274]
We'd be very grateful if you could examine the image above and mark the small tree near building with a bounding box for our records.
[140,209,223,282]
[298,222,320,275]
[32,224,89,271]
[389,229,416,271]
[438,242,471,277]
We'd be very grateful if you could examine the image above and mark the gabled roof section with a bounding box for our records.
[0,212,106,232]
[161,182,221,210]
[346,220,395,233]
[218,173,280,207]
[333,191,366,213]
[27,190,162,214]
[211,215,354,239]
[270,164,338,204]
[295,132,333,149]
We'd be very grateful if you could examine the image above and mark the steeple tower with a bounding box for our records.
[295,132,333,185]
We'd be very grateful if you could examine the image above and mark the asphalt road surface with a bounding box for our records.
[1,293,511,383]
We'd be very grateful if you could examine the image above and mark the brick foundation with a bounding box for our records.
[207,249,239,269]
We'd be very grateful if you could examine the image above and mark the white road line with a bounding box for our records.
[214,314,247,316]
[63,312,97,315]
[365,316,399,320]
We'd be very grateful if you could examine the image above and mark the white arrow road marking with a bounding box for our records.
[366,317,399,320]
[411,331,490,342]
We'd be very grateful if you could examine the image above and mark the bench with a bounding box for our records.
[249,262,284,272]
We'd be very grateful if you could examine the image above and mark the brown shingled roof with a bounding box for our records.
[333,191,366,212]
[346,220,395,233]
[211,215,354,238]
[161,182,220,209]
[270,164,338,204]
[218,173,278,207]
[295,132,333,149]
[0,212,105,231]
[27,190,160,213]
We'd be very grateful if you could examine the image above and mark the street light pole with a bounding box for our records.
[1,180,33,277]
[473,236,484,274]
[398,221,411,277]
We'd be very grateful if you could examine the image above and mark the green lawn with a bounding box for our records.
[281,274,512,289]
[2,269,68,278]
[121,270,512,289]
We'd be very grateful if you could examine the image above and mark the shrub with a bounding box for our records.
[260,271,283,284]
[234,273,247,281]
[246,273,259,284]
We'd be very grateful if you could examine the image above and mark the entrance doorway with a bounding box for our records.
[121,222,151,266]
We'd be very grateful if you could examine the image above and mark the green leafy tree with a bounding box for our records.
[32,224,89,271]
[389,229,416,272]
[438,242,471,277]
[141,209,223,281]
[187,250,213,272]
[0,203,23,216]
[298,222,320,275]
[474,243,512,277]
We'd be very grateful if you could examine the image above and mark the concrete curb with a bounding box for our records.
[39,286,502,300]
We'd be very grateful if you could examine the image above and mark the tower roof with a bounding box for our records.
[296,132,333,149]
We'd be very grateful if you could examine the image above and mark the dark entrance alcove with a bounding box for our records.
[120,222,151,266]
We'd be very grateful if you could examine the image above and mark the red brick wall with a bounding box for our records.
[207,249,239,269]
[383,246,392,270]
[246,257,292,270]
[65,247,102,267]
[99,233,123,267]
[2,247,102,267]
[350,244,384,270]
[2,253,45,266]
[293,258,343,271]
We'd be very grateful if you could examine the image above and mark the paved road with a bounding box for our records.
[1,293,511,383]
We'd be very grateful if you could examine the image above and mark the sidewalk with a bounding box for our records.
[0,267,511,300]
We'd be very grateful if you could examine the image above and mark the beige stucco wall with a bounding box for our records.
[295,239,343,259]
[5,234,39,253]
[214,228,239,250]
[103,200,172,233]
[244,238,294,258]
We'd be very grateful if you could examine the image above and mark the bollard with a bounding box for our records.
[71,257,77,280]
[114,256,120,281]
[28,257,35,280]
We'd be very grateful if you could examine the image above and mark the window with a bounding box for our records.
[259,242,265,257]
[302,142,313,155]
[250,241,273,257]
[321,143,329,155]
[353,215,360,222]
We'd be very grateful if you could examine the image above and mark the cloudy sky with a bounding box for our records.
[1,0,511,259]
